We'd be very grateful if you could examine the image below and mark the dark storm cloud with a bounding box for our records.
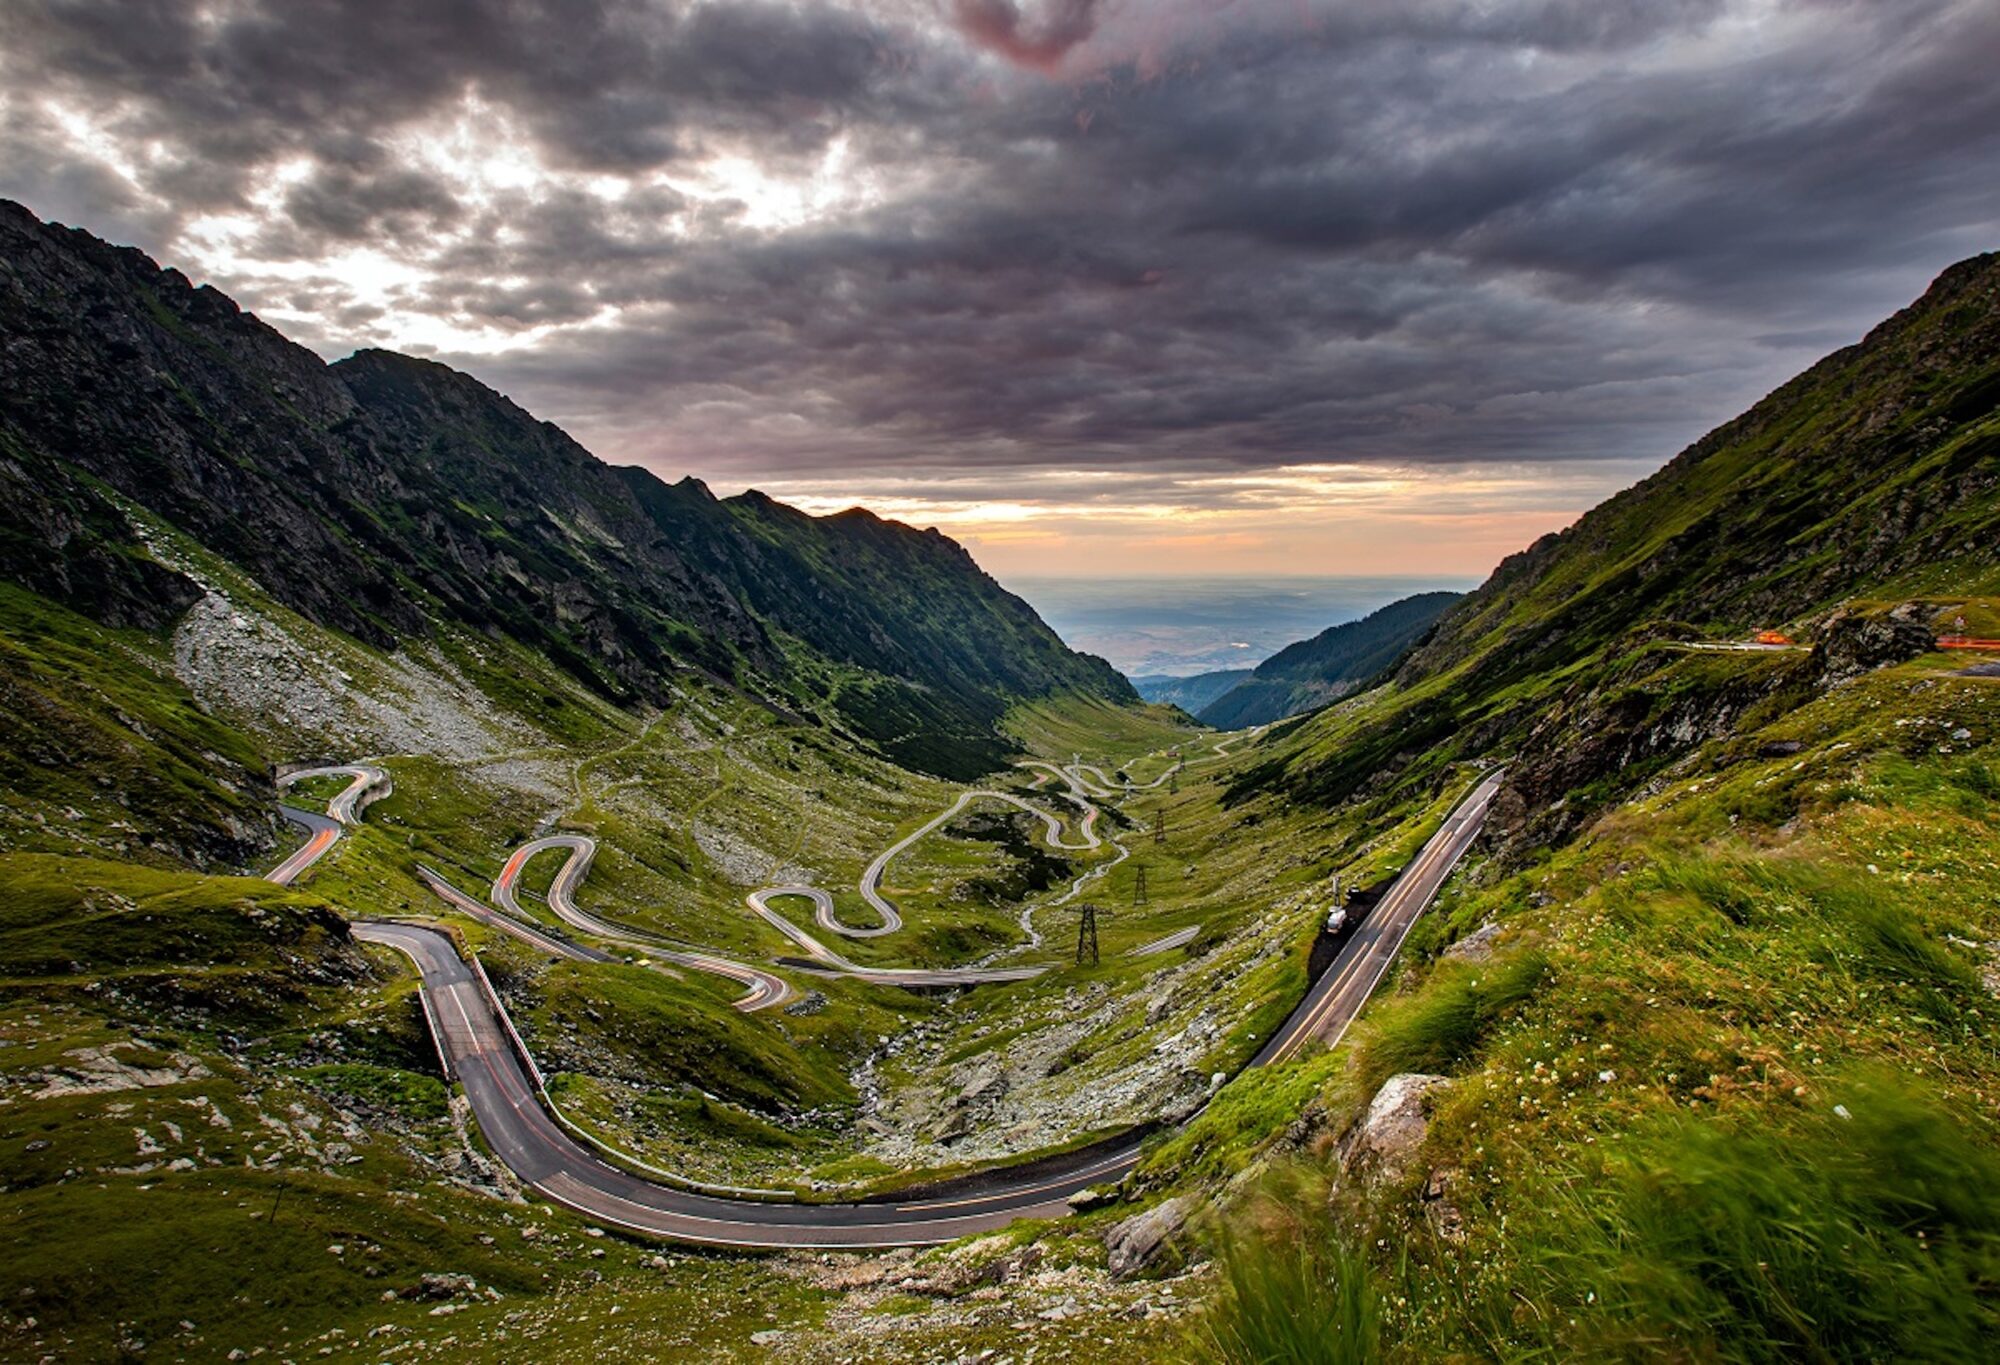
[282,164,465,244]
[953,0,1105,73]
[4,0,1999,503]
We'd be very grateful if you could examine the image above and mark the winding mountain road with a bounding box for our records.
[494,835,793,1012]
[286,760,1501,1247]
[271,805,341,888]
[745,886,1046,987]
[417,864,615,964]
[486,829,1047,991]
[268,764,389,885]
[849,789,1101,938]
[355,916,1130,1246]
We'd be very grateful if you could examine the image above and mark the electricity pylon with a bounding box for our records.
[1132,863,1149,906]
[1075,903,1101,965]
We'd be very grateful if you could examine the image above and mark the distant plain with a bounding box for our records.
[1007,575,1478,678]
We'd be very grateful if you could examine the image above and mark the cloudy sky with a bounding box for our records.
[4,1,1998,579]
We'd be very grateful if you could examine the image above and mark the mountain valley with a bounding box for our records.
[0,208,1997,1363]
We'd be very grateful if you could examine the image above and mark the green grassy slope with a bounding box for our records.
[0,856,864,1361]
[1196,647,2000,1360]
[0,582,278,866]
[1231,252,2000,830]
[1175,255,2000,1361]
[2,215,1996,1363]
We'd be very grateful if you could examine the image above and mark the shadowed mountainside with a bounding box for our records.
[1132,670,1251,712]
[0,200,1130,779]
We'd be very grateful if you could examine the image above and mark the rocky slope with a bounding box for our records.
[0,200,1130,780]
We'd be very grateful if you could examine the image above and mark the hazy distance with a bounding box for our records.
[1006,575,1478,679]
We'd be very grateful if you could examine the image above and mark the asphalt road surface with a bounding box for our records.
[417,865,614,964]
[342,767,1502,1246]
[270,805,341,886]
[851,789,1101,938]
[745,886,1046,987]
[267,764,390,885]
[1255,770,1506,1066]
[354,917,1120,1247]
[1130,925,1200,957]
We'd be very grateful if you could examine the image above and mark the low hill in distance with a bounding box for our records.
[1131,669,1252,712]
[1195,591,1462,728]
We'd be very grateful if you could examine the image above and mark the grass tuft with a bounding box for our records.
[1534,1074,2000,1360]
[1359,950,1549,1089]
[1190,1169,1381,1365]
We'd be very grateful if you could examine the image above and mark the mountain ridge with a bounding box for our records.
[1131,670,1252,712]
[0,199,1131,779]
[1229,248,2000,845]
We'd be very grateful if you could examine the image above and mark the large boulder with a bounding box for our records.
[1104,1196,1193,1280]
[1341,1073,1451,1185]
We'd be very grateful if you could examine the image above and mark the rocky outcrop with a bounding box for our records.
[30,1045,211,1099]
[1441,921,1503,963]
[1813,607,1936,685]
[1067,1185,1120,1212]
[1491,599,1943,857]
[1340,1073,1451,1186]
[1421,1165,1469,1244]
[1104,1196,1193,1280]
[1491,644,1815,855]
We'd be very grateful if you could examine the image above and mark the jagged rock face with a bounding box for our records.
[1491,600,1941,856]
[0,200,1132,778]
[1495,645,1816,854]
[1813,607,1937,685]
[0,200,750,685]
[330,349,772,684]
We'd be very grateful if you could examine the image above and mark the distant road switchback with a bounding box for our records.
[267,764,390,885]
